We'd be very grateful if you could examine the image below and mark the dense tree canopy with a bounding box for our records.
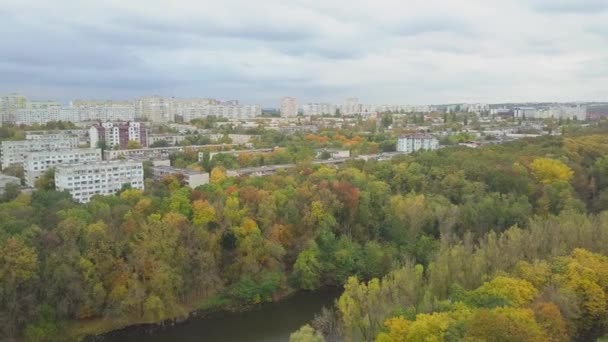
[3,130,608,341]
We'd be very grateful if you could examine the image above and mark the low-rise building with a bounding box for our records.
[151,166,209,188]
[396,134,439,153]
[103,144,237,160]
[1,137,80,169]
[25,129,89,145]
[55,160,144,203]
[208,134,258,144]
[148,134,187,146]
[0,174,21,194]
[24,148,102,186]
[316,149,351,159]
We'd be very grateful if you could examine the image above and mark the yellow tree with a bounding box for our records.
[529,158,574,184]
[210,167,227,184]
[126,140,142,149]
[192,200,216,227]
[468,276,538,308]
[464,307,547,342]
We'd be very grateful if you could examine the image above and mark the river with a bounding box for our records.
[103,290,339,342]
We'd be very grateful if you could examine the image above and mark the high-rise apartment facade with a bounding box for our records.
[55,160,144,203]
[24,148,102,186]
[89,122,148,149]
[1,137,80,169]
[280,97,298,117]
[396,134,439,154]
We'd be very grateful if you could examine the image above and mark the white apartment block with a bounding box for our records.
[26,130,89,145]
[14,108,60,125]
[1,137,80,169]
[75,103,136,122]
[176,104,262,121]
[55,160,144,203]
[11,105,136,125]
[303,103,337,116]
[341,98,361,115]
[280,97,298,117]
[1,94,27,123]
[24,148,102,186]
[136,96,174,123]
[397,134,439,154]
[549,105,587,120]
[514,107,539,119]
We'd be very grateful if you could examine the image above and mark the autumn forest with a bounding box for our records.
[2,128,608,341]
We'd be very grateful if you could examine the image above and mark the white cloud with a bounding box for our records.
[0,0,606,105]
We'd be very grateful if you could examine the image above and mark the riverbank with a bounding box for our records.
[98,290,341,342]
[64,295,236,341]
[63,288,339,341]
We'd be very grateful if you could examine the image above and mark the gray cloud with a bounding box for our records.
[0,0,606,105]
[529,0,608,13]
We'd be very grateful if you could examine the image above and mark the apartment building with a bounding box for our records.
[341,98,361,115]
[148,134,187,146]
[514,107,539,119]
[72,100,136,121]
[280,97,298,117]
[1,94,27,123]
[103,144,234,160]
[89,122,148,149]
[55,160,144,203]
[136,96,174,122]
[176,103,262,121]
[302,103,337,116]
[26,130,89,145]
[396,134,439,154]
[549,105,587,120]
[24,148,102,186]
[1,137,80,169]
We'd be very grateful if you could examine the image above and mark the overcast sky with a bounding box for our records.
[1,0,607,106]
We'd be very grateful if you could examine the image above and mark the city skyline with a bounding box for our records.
[1,0,607,106]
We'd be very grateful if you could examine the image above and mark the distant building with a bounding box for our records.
[1,94,27,123]
[89,122,148,149]
[316,149,351,159]
[549,105,587,120]
[148,134,187,146]
[151,165,209,188]
[26,130,89,145]
[24,148,102,186]
[303,103,337,116]
[103,144,236,160]
[136,96,174,122]
[280,97,298,117]
[208,134,258,144]
[1,137,80,169]
[72,100,136,121]
[514,107,538,119]
[396,134,439,153]
[341,98,361,115]
[175,102,261,121]
[55,160,144,203]
[587,105,608,120]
